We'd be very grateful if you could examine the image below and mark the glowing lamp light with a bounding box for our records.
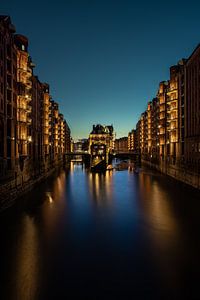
[27,136,32,142]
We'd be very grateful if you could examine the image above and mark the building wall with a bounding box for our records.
[115,137,128,152]
[158,81,168,159]
[131,45,200,187]
[64,121,71,153]
[15,34,32,160]
[89,124,114,164]
[177,60,186,161]
[32,76,42,175]
[0,16,17,180]
[0,15,71,184]
[128,129,136,151]
[140,111,148,158]
[185,46,200,167]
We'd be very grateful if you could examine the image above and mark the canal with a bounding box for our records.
[1,162,200,299]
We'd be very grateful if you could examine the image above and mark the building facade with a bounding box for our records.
[115,137,128,153]
[129,45,200,187]
[0,15,71,184]
[0,16,17,180]
[89,124,114,165]
[128,129,136,151]
[185,46,200,170]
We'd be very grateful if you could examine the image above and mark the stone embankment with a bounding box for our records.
[142,160,200,189]
[0,157,70,212]
[0,168,56,212]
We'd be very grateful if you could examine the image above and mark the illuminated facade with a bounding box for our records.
[157,62,185,164]
[41,83,50,160]
[135,120,141,154]
[15,35,33,160]
[49,100,59,163]
[166,66,180,162]
[147,98,159,161]
[0,15,71,183]
[115,137,128,152]
[63,120,71,153]
[73,139,88,153]
[89,124,114,166]
[140,111,148,158]
[131,45,200,183]
[157,81,168,159]
[128,129,136,151]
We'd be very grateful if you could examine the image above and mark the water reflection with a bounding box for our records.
[137,171,190,296]
[1,163,200,299]
[8,216,40,300]
[138,172,178,233]
[41,171,67,242]
[88,171,113,206]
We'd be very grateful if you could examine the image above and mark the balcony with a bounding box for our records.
[170,115,178,121]
[27,68,32,77]
[170,104,177,111]
[25,94,32,102]
[26,80,32,89]
[159,114,165,120]
[18,117,26,123]
[27,117,32,124]
[26,105,32,113]
[170,98,178,103]
[160,106,165,112]
[17,106,26,111]
[167,87,178,94]
[170,127,177,132]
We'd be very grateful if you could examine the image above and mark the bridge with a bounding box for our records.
[64,151,141,169]
[111,151,140,161]
[65,152,90,157]
[64,152,91,167]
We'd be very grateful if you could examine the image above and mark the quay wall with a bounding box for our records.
[0,157,68,212]
[142,159,200,189]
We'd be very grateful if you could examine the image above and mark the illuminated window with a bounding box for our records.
[22,45,25,51]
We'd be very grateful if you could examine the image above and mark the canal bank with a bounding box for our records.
[0,158,68,212]
[142,159,200,189]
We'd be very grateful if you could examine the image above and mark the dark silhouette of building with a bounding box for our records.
[185,45,200,166]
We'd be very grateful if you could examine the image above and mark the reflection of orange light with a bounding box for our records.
[139,176,179,235]
[105,171,113,201]
[95,173,100,196]
[46,192,53,203]
[57,177,62,191]
[150,183,178,233]
[12,216,39,300]
[88,171,113,206]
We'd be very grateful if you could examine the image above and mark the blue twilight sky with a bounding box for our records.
[1,0,200,139]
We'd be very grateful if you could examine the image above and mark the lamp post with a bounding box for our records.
[17,136,32,171]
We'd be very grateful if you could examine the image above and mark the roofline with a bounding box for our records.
[186,43,200,64]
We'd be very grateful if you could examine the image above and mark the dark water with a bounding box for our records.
[1,162,200,300]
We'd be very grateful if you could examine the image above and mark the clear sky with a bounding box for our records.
[1,0,200,138]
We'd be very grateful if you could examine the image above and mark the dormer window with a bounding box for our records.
[22,44,25,51]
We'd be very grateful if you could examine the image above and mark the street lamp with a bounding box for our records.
[15,136,32,171]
